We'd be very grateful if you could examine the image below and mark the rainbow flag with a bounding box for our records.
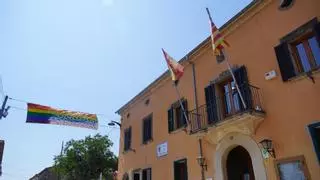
[26,103,98,130]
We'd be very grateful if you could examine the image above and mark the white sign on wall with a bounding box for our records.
[157,141,168,157]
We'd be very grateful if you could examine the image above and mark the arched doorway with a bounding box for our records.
[226,146,255,180]
[214,133,267,180]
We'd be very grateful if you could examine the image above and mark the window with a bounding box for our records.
[291,35,320,73]
[275,19,320,81]
[168,99,188,132]
[133,171,140,180]
[308,122,320,163]
[274,156,310,180]
[142,114,152,144]
[174,159,188,180]
[221,80,241,116]
[204,66,252,123]
[124,127,132,151]
[142,168,152,180]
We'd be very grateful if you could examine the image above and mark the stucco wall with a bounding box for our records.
[118,0,320,179]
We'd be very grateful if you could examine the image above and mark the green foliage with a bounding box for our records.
[54,134,117,180]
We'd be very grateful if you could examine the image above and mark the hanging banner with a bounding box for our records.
[26,103,98,130]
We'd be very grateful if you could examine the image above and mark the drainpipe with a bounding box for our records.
[191,62,200,129]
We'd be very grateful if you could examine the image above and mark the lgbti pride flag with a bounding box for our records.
[26,103,98,130]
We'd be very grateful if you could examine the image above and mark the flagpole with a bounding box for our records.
[206,7,246,109]
[173,82,189,125]
[222,49,247,109]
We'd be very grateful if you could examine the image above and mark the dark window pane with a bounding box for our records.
[308,36,320,67]
[174,160,188,180]
[296,43,311,72]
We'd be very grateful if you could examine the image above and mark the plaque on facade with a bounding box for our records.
[156,141,168,157]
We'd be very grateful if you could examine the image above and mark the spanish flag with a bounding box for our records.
[162,49,184,83]
[207,8,229,56]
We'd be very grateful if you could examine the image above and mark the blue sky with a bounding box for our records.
[0,0,251,179]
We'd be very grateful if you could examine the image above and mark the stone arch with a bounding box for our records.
[214,132,267,180]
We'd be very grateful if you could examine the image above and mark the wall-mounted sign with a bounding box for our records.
[157,141,168,157]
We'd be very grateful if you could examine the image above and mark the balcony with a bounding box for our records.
[188,84,265,143]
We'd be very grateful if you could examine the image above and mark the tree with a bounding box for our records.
[54,134,118,180]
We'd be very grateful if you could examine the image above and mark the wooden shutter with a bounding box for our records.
[314,22,320,47]
[148,117,152,140]
[274,43,296,81]
[128,127,132,149]
[143,119,147,143]
[204,84,218,124]
[181,99,188,126]
[234,66,252,110]
[168,106,174,132]
[124,129,128,150]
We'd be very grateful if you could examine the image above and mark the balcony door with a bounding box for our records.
[222,80,241,116]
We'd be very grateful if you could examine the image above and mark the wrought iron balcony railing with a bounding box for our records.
[189,84,264,133]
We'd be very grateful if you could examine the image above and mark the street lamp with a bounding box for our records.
[259,139,276,158]
[196,156,207,171]
[108,120,121,128]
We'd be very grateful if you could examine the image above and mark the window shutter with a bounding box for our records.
[128,127,132,149]
[274,43,296,81]
[168,106,174,132]
[234,66,252,110]
[143,120,147,143]
[181,99,188,126]
[314,22,320,47]
[204,84,218,124]
[149,117,152,140]
[124,130,129,151]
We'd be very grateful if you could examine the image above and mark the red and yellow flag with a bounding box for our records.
[162,49,184,82]
[207,8,229,55]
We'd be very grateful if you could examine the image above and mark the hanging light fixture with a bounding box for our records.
[259,139,276,158]
[196,156,207,171]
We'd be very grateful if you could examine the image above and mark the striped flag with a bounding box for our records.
[206,8,229,56]
[162,49,184,83]
[26,103,98,130]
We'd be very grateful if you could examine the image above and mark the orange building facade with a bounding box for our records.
[116,0,320,179]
